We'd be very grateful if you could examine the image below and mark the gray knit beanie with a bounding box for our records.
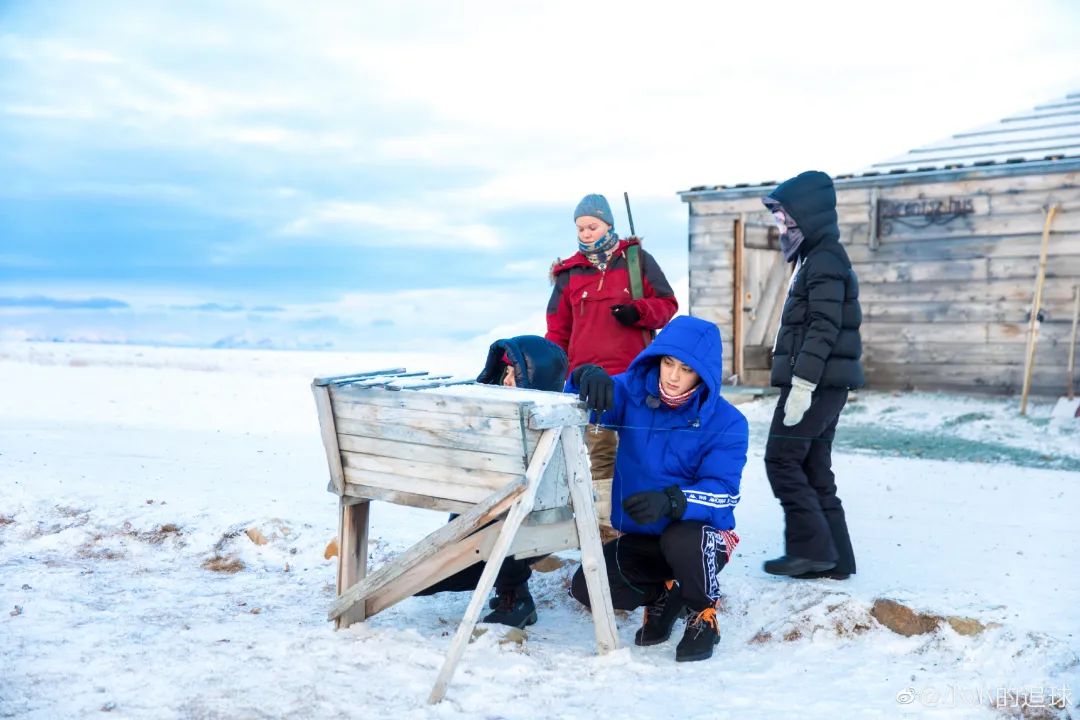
[573,194,614,227]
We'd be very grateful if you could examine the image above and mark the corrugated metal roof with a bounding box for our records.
[680,90,1080,198]
[866,92,1080,172]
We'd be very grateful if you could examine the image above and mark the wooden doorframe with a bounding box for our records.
[732,214,745,382]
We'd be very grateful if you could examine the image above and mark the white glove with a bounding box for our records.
[782,376,817,427]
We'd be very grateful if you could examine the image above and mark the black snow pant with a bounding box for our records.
[414,556,532,596]
[764,385,856,575]
[569,521,730,612]
[414,513,533,596]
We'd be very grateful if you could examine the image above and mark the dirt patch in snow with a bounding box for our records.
[202,555,245,573]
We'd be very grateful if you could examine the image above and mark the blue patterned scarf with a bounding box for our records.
[579,230,619,267]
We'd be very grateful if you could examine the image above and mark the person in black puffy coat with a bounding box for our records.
[760,171,862,580]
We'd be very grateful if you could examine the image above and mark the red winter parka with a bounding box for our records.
[545,238,678,376]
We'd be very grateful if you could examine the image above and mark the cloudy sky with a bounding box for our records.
[2,0,1078,351]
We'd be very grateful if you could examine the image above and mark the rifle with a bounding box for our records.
[623,192,654,347]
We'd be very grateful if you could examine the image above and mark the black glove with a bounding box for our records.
[621,486,687,525]
[571,364,614,412]
[610,303,641,326]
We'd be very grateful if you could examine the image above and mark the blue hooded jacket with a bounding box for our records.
[568,316,749,534]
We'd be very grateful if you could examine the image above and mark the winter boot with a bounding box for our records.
[634,580,688,646]
[793,569,850,580]
[675,606,720,662]
[763,555,836,577]
[482,583,537,628]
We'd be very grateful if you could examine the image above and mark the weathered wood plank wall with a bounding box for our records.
[686,169,1080,395]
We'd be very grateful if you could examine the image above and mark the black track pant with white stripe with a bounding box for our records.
[570,521,729,612]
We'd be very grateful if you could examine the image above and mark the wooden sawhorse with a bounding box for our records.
[312,370,618,703]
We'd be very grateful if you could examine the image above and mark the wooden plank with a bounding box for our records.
[429,429,561,704]
[314,368,408,387]
[692,307,735,328]
[837,202,872,226]
[867,187,880,251]
[527,401,587,429]
[863,360,1071,395]
[690,287,734,304]
[561,426,619,655]
[744,344,772,371]
[743,223,780,251]
[1068,285,1080,399]
[744,248,785,347]
[858,278,1080,304]
[336,500,370,629]
[337,434,526,474]
[331,400,521,437]
[862,298,1080,324]
[740,368,772,387]
[329,475,530,622]
[689,253,734,272]
[733,213,745,380]
[691,237,734,254]
[311,384,346,495]
[509,519,579,558]
[846,232,1080,264]
[335,417,531,457]
[690,288,737,305]
[854,258,989,284]
[330,385,523,420]
[690,211,773,235]
[364,510,580,620]
[343,465,509,505]
[683,305,734,325]
[854,255,1080,285]
[863,341,1069,366]
[366,523,502,618]
[875,209,1080,243]
[989,191,1080,216]
[342,451,520,491]
[990,254,1080,280]
[860,321,1077,345]
[690,267,736,288]
[342,483,473,513]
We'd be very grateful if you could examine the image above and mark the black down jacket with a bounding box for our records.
[476,335,568,391]
[764,171,864,389]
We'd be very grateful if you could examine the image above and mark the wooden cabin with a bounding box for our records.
[679,92,1080,395]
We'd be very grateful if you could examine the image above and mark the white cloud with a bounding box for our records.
[278,200,499,248]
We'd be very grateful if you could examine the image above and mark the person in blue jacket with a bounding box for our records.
[566,315,748,662]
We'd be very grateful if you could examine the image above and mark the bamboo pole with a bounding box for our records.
[1020,204,1059,415]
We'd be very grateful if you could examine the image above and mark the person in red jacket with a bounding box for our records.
[546,193,678,534]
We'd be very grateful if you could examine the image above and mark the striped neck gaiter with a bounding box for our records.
[659,383,700,409]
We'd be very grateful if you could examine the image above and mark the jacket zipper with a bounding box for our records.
[579,290,588,316]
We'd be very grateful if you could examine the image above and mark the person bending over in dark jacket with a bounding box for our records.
[415,335,568,628]
[566,316,748,662]
[760,170,863,580]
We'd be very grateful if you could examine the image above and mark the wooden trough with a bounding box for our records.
[311,369,618,704]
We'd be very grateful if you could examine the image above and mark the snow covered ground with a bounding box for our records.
[1,341,1078,719]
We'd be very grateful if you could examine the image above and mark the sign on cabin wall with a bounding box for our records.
[877,196,975,236]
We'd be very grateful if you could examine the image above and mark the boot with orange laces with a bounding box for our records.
[675,605,720,662]
[634,580,689,646]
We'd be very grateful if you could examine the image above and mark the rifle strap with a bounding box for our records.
[626,242,655,346]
